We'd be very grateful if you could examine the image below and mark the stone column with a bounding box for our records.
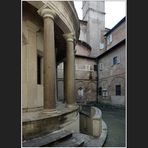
[63,33,76,107]
[38,6,57,111]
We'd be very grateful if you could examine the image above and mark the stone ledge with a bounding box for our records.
[22,103,79,122]
[84,120,108,147]
[23,129,72,147]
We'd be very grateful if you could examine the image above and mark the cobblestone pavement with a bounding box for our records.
[101,108,126,147]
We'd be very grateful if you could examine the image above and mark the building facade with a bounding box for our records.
[75,41,97,103]
[57,40,97,104]
[97,17,126,106]
[72,1,105,103]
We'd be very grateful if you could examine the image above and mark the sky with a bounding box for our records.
[74,0,126,29]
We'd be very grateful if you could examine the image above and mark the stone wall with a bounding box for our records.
[22,5,43,110]
[79,20,87,42]
[82,1,105,57]
[75,42,91,56]
[107,21,126,50]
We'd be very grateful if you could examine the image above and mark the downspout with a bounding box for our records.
[96,58,99,104]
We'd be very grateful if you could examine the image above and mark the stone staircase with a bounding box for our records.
[23,130,85,147]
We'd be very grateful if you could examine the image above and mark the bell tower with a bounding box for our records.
[82,0,105,56]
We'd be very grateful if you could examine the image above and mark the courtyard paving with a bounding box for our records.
[101,107,126,147]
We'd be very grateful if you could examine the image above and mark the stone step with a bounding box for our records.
[49,136,85,147]
[23,130,72,147]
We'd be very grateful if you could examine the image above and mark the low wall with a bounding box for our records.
[111,96,125,105]
[23,107,79,140]
[80,106,102,137]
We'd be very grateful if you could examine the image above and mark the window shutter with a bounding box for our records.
[109,34,112,42]
[111,58,114,66]
[88,65,89,71]
[99,63,103,70]
[102,89,108,96]
[86,65,91,71]
[107,37,110,45]
[117,56,120,64]
[99,43,104,49]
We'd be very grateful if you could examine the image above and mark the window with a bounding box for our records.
[37,54,42,84]
[99,43,104,49]
[112,56,120,65]
[116,85,121,96]
[99,87,102,95]
[99,63,104,71]
[102,89,108,97]
[107,34,112,45]
[90,65,94,71]
[58,63,63,70]
[76,64,94,71]
[113,56,118,65]
[78,87,84,99]
[85,65,90,71]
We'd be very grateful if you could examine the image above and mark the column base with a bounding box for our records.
[42,108,60,114]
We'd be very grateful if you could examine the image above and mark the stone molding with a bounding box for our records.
[63,33,75,42]
[28,1,79,40]
[37,5,56,20]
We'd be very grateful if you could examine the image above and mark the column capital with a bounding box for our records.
[63,33,75,42]
[37,5,56,20]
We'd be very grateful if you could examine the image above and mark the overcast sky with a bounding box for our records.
[74,0,126,29]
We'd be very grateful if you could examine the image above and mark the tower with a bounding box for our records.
[82,0,105,57]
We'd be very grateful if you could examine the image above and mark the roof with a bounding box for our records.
[77,40,92,50]
[79,19,87,24]
[96,39,125,60]
[75,54,96,60]
[104,17,126,36]
[105,28,110,31]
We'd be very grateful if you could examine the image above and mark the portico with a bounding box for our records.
[22,1,80,140]
[37,5,76,110]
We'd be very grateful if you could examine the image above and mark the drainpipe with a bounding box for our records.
[96,58,99,104]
